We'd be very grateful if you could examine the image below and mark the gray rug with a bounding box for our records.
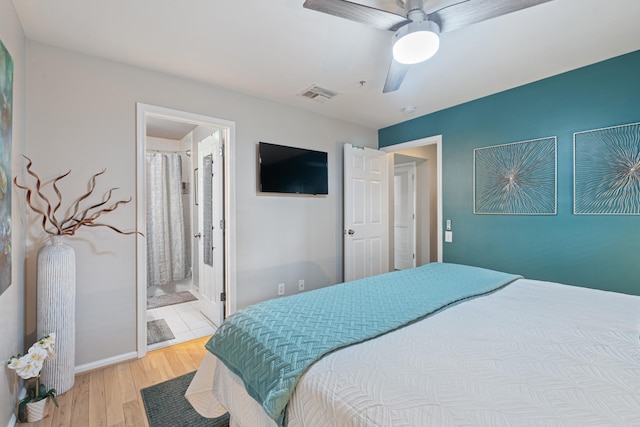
[141,371,230,427]
[147,291,198,310]
[147,319,175,345]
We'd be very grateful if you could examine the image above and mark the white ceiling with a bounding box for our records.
[145,116,198,141]
[11,0,640,130]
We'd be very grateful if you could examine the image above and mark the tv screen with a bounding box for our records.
[259,142,328,195]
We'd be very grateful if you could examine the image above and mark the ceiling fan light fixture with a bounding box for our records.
[392,20,440,65]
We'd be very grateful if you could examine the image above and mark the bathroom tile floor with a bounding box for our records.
[147,299,217,351]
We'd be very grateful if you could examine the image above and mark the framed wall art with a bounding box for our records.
[0,38,13,296]
[474,136,557,215]
[574,121,640,215]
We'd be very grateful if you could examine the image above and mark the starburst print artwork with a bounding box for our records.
[474,137,557,215]
[574,122,640,215]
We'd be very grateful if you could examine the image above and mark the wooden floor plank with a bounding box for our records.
[184,337,210,369]
[103,365,125,427]
[142,351,172,387]
[163,346,192,377]
[129,355,152,392]
[88,370,107,427]
[47,387,73,427]
[70,373,91,426]
[123,400,148,427]
[140,354,163,387]
[116,363,137,404]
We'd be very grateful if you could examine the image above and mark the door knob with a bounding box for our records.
[347,229,355,235]
[194,232,202,238]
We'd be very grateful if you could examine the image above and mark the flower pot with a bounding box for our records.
[25,397,51,423]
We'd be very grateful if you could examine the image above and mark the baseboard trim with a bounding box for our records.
[75,351,138,374]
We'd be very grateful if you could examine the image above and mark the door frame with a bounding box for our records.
[135,103,237,358]
[381,135,443,263]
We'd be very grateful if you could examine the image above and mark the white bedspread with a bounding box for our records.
[186,279,640,426]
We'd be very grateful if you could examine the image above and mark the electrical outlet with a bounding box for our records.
[278,283,285,296]
[446,219,452,231]
[298,279,305,291]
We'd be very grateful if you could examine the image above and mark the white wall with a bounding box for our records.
[23,41,377,368]
[0,0,26,424]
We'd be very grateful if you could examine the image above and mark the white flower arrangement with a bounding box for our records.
[7,333,59,422]
[7,333,56,379]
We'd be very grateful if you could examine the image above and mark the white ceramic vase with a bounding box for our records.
[37,235,75,395]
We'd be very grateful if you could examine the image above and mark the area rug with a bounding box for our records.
[147,319,175,345]
[147,291,198,310]
[141,371,230,427]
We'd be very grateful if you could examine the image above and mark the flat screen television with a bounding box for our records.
[259,142,328,195]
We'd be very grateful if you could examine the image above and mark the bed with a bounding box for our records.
[185,263,640,426]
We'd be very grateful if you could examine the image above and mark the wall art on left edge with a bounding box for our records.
[0,39,13,296]
[474,136,557,215]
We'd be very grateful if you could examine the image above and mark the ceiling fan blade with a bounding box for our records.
[383,59,411,93]
[430,0,553,33]
[423,0,470,15]
[303,0,411,32]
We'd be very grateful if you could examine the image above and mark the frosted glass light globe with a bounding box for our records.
[393,29,440,65]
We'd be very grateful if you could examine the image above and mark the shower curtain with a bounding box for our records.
[146,153,191,287]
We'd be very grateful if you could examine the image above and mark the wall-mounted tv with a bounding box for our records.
[259,142,328,195]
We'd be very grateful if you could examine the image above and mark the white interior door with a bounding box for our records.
[196,132,224,326]
[394,162,416,270]
[343,144,389,282]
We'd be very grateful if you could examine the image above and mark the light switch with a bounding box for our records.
[445,231,453,243]
[446,220,451,231]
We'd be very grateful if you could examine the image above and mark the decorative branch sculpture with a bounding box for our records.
[14,156,142,236]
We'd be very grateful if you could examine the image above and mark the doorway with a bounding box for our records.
[136,103,236,358]
[382,135,443,264]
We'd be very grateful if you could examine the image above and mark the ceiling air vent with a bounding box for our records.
[298,85,338,104]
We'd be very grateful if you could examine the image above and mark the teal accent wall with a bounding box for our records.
[379,50,640,296]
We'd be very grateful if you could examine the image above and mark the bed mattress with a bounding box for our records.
[186,278,640,426]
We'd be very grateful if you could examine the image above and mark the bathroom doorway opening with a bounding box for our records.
[136,103,236,357]
[382,135,442,265]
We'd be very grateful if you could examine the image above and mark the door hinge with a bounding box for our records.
[220,219,225,230]
[413,253,415,259]
[220,292,226,302]
[220,147,224,157]
[351,144,365,150]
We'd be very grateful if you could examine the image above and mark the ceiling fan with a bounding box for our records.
[303,0,552,93]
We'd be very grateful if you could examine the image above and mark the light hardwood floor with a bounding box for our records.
[28,336,211,427]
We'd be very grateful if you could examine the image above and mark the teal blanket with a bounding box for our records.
[205,263,521,426]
